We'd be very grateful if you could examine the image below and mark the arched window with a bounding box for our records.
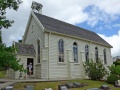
[95,47,98,62]
[37,39,40,63]
[103,49,107,64]
[73,42,78,63]
[58,39,64,62]
[85,45,89,62]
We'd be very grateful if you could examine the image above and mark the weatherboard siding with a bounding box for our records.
[41,48,49,79]
[24,16,45,54]
[48,33,112,79]
[16,55,35,79]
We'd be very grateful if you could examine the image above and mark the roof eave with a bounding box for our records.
[44,30,113,48]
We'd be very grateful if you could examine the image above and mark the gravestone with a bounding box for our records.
[99,85,110,90]
[73,82,83,87]
[24,85,34,90]
[6,86,14,90]
[86,88,99,90]
[58,85,68,90]
[65,82,76,88]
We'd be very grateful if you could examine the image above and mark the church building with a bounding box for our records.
[8,1,113,79]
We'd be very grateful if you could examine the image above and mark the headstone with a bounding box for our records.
[43,88,53,90]
[99,85,110,90]
[65,82,76,88]
[58,85,68,90]
[86,88,99,90]
[73,82,83,87]
[24,85,34,90]
[6,86,14,90]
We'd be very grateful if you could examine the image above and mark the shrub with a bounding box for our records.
[113,59,120,66]
[107,64,120,84]
[106,74,119,84]
[108,64,120,75]
[83,59,108,80]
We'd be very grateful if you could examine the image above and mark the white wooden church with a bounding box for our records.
[8,1,113,79]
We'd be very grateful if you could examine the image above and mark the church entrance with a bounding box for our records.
[27,58,34,75]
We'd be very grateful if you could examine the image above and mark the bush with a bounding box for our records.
[108,64,120,75]
[83,59,108,80]
[107,64,120,84]
[113,59,120,66]
[106,74,119,84]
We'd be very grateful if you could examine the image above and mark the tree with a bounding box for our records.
[0,43,24,71]
[0,30,2,44]
[0,0,25,72]
[0,0,22,29]
[83,59,108,80]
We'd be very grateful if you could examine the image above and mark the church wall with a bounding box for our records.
[24,16,45,64]
[47,33,112,79]
[15,55,35,79]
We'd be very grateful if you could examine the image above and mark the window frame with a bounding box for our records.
[85,45,89,62]
[95,47,98,62]
[58,39,64,63]
[73,42,78,63]
[103,49,107,64]
[37,39,40,63]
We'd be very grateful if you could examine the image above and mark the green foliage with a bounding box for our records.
[83,59,108,80]
[108,64,120,76]
[0,43,25,72]
[0,70,6,78]
[106,74,119,84]
[0,0,25,72]
[107,64,120,84]
[0,30,2,44]
[113,59,120,66]
[0,0,22,29]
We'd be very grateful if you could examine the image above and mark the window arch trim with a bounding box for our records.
[95,47,98,62]
[58,39,64,62]
[73,42,78,63]
[103,49,107,64]
[85,44,89,62]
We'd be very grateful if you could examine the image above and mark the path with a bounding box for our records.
[0,81,16,89]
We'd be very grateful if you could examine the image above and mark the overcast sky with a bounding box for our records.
[2,0,120,57]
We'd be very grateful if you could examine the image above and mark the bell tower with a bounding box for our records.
[31,1,43,14]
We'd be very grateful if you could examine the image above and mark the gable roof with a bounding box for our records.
[34,12,112,48]
[15,42,35,56]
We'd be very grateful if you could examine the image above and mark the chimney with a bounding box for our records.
[31,1,43,14]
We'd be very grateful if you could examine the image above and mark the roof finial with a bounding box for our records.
[31,1,43,14]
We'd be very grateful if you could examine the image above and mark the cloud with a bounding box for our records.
[99,30,120,57]
[113,24,120,27]
[2,0,120,50]
[95,0,120,15]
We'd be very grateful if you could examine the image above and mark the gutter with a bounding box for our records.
[44,30,113,48]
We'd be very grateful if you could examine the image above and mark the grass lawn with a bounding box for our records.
[13,79,120,90]
[0,71,6,78]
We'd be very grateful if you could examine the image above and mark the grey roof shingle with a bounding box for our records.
[15,42,35,56]
[34,12,112,48]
